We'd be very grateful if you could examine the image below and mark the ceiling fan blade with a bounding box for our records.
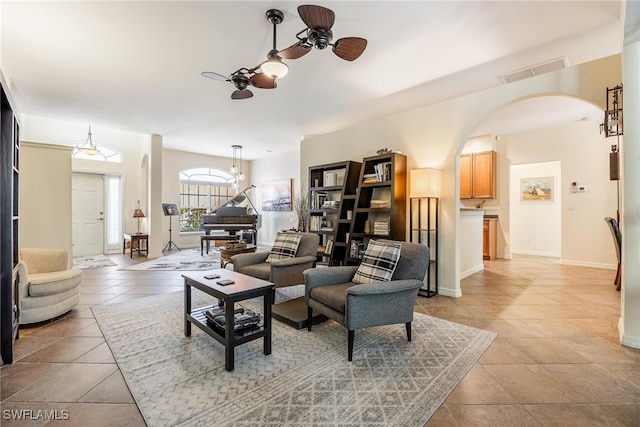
[201,71,230,82]
[333,37,367,61]
[231,89,253,100]
[279,41,312,60]
[298,4,335,30]
[250,73,277,89]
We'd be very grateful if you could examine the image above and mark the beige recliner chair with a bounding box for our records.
[18,248,82,324]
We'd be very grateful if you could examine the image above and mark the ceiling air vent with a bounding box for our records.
[499,57,569,84]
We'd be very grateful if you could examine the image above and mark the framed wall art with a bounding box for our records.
[261,178,292,211]
[520,176,554,202]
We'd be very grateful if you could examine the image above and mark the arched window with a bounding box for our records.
[179,168,236,232]
[69,144,123,162]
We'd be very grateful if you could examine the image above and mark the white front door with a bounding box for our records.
[72,173,105,256]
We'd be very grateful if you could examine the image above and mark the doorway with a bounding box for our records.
[509,161,562,257]
[72,173,105,256]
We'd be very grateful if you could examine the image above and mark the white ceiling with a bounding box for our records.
[0,1,623,160]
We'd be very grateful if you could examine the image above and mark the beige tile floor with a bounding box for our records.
[1,253,638,426]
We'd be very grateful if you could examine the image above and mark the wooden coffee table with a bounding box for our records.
[220,245,257,268]
[183,269,274,371]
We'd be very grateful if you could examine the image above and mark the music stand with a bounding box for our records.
[162,203,181,252]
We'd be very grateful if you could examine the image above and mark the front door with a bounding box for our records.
[72,173,105,256]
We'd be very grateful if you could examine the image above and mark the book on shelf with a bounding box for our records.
[321,200,339,209]
[362,173,378,184]
[325,239,334,255]
[373,162,391,182]
[350,240,365,259]
[369,199,391,208]
[311,191,328,210]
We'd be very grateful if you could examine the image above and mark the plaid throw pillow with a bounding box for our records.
[352,240,402,284]
[266,232,302,263]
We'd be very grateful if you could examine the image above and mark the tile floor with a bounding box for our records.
[1,252,639,426]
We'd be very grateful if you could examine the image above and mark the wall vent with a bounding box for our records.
[499,57,569,84]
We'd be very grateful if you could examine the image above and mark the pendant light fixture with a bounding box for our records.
[76,125,100,155]
[230,145,245,189]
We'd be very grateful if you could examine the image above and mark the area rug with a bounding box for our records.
[92,291,496,427]
[123,248,221,271]
[72,254,117,269]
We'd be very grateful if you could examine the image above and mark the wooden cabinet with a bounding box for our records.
[460,151,496,199]
[309,160,361,266]
[483,219,497,261]
[347,152,407,264]
[1,84,20,364]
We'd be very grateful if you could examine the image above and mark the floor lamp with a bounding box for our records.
[162,203,181,252]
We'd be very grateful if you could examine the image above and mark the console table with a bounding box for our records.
[183,269,274,371]
[123,233,148,258]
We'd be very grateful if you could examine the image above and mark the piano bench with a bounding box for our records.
[201,235,231,255]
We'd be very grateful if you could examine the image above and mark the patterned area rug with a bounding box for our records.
[123,248,221,271]
[93,290,496,426]
[72,254,117,269]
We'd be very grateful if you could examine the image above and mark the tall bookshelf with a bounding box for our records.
[346,152,406,264]
[308,160,361,266]
[1,83,20,364]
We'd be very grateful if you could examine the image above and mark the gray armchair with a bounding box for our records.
[304,240,429,361]
[233,232,320,287]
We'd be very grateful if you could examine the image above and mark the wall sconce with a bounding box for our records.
[600,85,623,138]
[410,168,440,198]
[133,200,145,234]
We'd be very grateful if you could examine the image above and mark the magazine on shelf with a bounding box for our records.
[205,307,261,333]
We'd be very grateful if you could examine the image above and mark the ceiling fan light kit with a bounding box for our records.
[202,4,367,100]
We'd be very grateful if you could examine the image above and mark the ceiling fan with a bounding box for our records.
[201,9,284,100]
[202,5,367,100]
[279,4,367,62]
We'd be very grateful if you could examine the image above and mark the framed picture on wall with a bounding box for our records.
[520,177,554,202]
[261,179,292,211]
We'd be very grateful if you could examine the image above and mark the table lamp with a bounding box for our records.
[133,200,145,234]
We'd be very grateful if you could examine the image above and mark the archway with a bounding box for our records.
[457,94,618,277]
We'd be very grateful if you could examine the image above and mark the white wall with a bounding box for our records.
[510,161,562,257]
[250,148,300,246]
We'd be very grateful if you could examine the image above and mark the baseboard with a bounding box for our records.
[437,287,462,298]
[621,331,640,349]
[559,259,617,270]
[460,264,484,280]
[511,249,560,257]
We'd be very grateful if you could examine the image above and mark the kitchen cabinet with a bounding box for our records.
[460,151,496,199]
[483,218,497,260]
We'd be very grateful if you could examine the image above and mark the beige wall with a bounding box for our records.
[502,119,617,267]
[250,149,301,246]
[19,115,152,253]
[160,148,250,250]
[301,54,621,298]
[19,142,73,256]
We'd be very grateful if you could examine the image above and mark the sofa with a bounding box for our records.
[18,248,82,324]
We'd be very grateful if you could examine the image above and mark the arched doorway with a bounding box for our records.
[459,94,618,272]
